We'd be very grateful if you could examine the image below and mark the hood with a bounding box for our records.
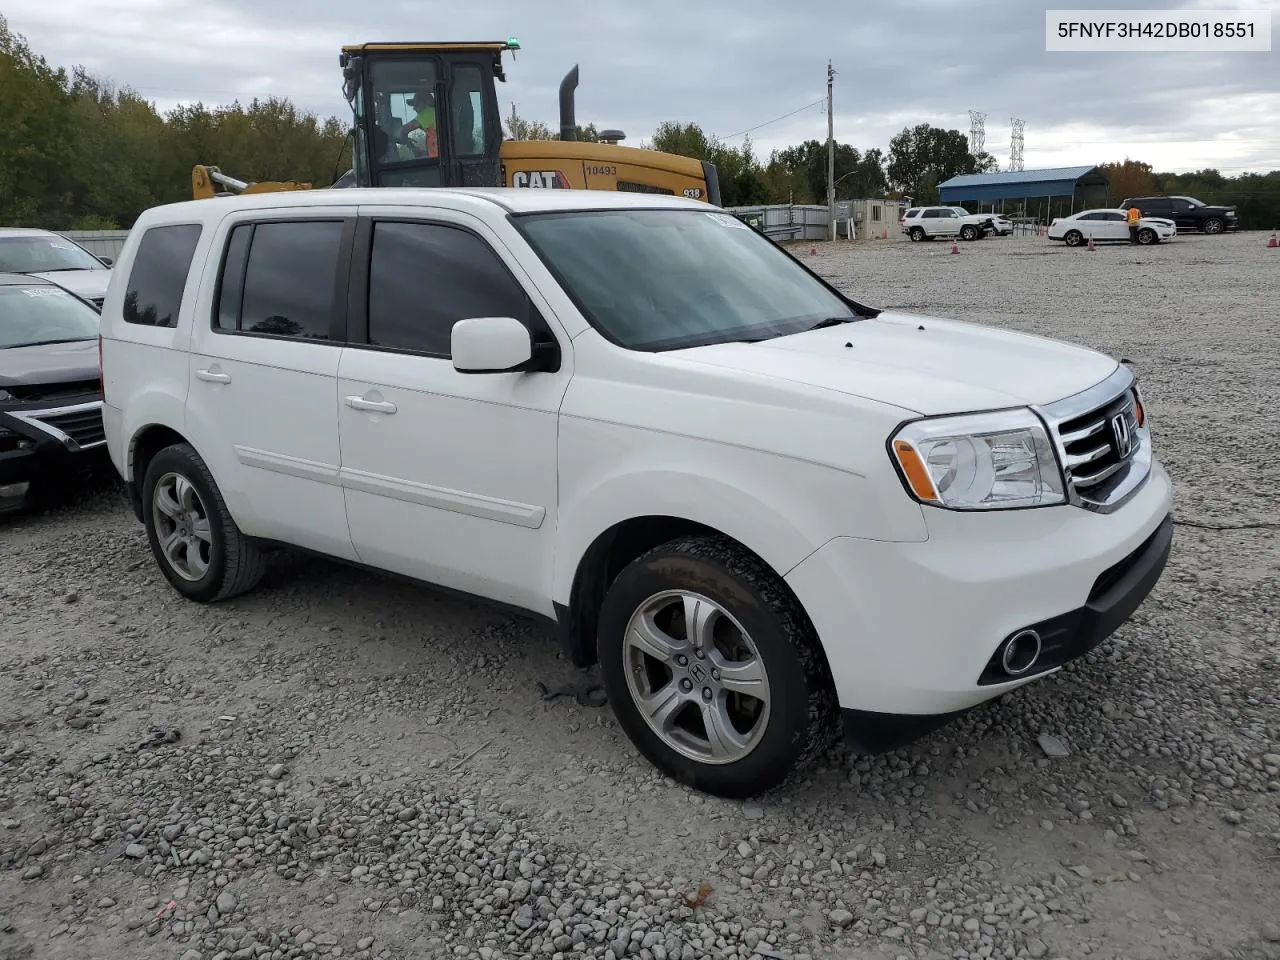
[0,339,100,390]
[672,311,1119,416]
[29,269,111,302]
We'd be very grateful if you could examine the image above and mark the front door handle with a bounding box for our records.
[344,395,397,414]
[196,368,231,384]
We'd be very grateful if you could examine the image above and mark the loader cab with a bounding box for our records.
[340,41,511,189]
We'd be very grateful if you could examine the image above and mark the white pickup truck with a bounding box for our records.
[100,187,1174,797]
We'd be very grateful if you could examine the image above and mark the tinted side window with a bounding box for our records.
[123,224,202,327]
[234,221,344,339]
[367,221,529,356]
[214,224,251,332]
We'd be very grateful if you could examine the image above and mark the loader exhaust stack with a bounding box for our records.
[559,65,579,141]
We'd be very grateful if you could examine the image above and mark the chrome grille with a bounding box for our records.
[16,401,107,451]
[1058,389,1139,492]
[1037,365,1151,514]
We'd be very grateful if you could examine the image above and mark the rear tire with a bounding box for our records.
[1064,230,1084,247]
[141,443,266,603]
[597,535,838,798]
[909,227,925,241]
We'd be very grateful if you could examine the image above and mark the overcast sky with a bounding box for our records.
[7,0,1278,174]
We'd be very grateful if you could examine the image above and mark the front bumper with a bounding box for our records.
[785,458,1173,735]
[0,399,109,502]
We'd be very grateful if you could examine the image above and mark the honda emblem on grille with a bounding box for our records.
[1111,413,1132,457]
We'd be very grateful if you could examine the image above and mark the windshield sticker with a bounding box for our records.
[20,287,68,297]
[705,212,751,229]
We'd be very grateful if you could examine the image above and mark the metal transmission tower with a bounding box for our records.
[968,110,986,157]
[1010,118,1025,172]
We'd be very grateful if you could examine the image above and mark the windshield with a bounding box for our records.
[516,209,862,351]
[0,285,99,348]
[0,235,104,273]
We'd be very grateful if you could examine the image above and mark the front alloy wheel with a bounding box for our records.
[598,534,838,797]
[1202,217,1224,234]
[622,590,771,765]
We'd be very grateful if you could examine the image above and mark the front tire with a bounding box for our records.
[1202,217,1224,235]
[141,443,266,602]
[597,535,838,798]
[1137,227,1157,245]
[960,225,979,241]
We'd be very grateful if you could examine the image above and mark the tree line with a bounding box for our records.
[3,16,1277,229]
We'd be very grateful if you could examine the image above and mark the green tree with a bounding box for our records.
[505,105,554,140]
[0,15,76,226]
[887,123,988,200]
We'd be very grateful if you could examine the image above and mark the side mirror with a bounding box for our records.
[452,316,545,374]
[98,256,113,267]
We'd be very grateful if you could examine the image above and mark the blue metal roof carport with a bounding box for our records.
[937,166,1110,212]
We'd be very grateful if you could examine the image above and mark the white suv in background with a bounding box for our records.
[901,206,993,241]
[99,188,1173,798]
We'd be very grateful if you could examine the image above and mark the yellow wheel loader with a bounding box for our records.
[193,39,720,205]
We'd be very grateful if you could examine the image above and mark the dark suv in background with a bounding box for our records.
[1119,196,1238,235]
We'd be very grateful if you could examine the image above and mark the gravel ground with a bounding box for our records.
[2,229,1278,960]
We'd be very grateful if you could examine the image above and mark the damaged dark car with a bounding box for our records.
[0,273,108,512]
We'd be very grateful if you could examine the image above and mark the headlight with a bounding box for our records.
[889,409,1065,510]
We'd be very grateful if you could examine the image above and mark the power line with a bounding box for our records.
[718,98,827,141]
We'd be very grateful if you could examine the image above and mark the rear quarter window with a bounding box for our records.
[123,223,203,328]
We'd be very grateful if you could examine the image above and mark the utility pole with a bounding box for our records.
[826,60,835,241]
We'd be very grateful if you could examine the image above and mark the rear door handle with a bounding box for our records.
[344,395,397,414]
[196,369,231,383]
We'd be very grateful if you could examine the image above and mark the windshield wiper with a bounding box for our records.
[10,337,95,348]
[804,316,859,331]
[35,267,90,273]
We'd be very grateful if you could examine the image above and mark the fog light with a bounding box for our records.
[0,482,30,499]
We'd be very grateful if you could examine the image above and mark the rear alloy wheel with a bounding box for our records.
[597,535,837,797]
[142,443,266,602]
[1202,217,1224,235]
[1137,227,1157,245]
[909,226,925,241]
[1064,229,1084,247]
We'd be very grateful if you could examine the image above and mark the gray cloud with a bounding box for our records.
[8,0,1277,173]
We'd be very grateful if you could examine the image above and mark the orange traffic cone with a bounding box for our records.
[1087,236,1095,251]
[881,228,888,240]
[950,241,960,254]
[809,245,817,256]
[1268,230,1277,248]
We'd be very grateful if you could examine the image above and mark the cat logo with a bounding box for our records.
[512,170,570,189]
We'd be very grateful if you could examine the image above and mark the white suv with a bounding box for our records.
[901,206,992,242]
[99,188,1173,797]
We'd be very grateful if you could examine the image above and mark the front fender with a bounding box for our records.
[550,422,928,608]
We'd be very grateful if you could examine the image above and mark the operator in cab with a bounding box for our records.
[396,89,440,159]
